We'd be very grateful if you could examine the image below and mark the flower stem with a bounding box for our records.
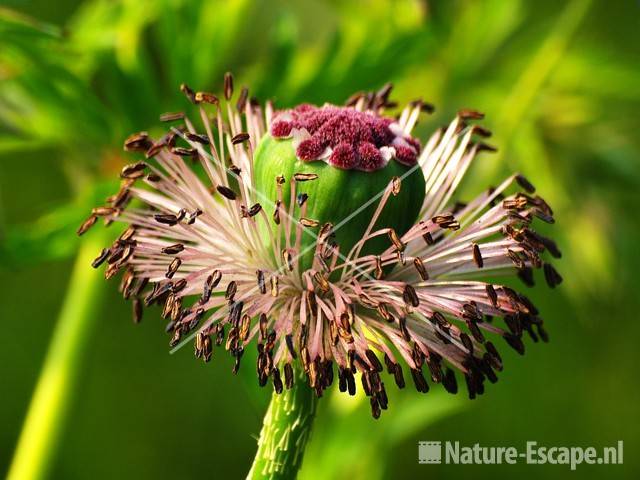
[7,232,108,480]
[247,373,317,480]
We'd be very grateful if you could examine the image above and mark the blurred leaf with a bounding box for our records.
[250,0,431,105]
[301,388,465,480]
[0,10,111,155]
[152,0,252,89]
[444,0,525,78]
[497,0,593,140]
[0,180,117,267]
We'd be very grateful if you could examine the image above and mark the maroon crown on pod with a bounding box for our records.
[270,104,421,171]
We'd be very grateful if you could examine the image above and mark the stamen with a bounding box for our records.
[299,217,319,228]
[472,243,484,268]
[194,92,218,104]
[413,257,429,281]
[224,72,234,100]
[180,83,196,103]
[160,112,185,122]
[92,248,110,268]
[120,161,147,179]
[124,132,152,152]
[162,243,185,255]
[231,132,250,144]
[293,173,319,182]
[165,258,181,278]
[225,281,238,301]
[270,276,279,297]
[216,185,237,200]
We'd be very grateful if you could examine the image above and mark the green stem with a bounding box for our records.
[247,373,318,480]
[7,232,108,480]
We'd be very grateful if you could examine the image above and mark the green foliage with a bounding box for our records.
[0,180,116,267]
[1,0,639,479]
[301,389,464,479]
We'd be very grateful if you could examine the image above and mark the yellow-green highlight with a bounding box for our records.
[7,231,109,480]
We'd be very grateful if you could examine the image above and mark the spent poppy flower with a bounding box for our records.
[79,74,561,418]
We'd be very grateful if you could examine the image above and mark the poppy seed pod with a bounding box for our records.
[253,103,426,271]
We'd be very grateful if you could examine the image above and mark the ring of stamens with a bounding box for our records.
[79,75,561,418]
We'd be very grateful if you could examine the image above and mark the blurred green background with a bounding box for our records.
[1,0,639,478]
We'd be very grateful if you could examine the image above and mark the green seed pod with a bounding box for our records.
[254,134,426,271]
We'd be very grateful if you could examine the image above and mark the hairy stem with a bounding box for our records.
[7,232,108,480]
[247,374,317,480]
